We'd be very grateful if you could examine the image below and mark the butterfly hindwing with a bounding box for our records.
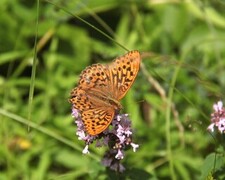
[70,87,93,111]
[81,108,115,135]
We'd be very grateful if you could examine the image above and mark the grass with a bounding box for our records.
[0,0,225,179]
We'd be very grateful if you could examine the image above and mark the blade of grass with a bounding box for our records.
[0,108,99,160]
[45,0,129,51]
[27,0,40,131]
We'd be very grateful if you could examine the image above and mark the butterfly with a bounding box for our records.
[70,50,141,135]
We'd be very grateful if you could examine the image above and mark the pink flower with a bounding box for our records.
[208,101,225,134]
[213,101,223,112]
[82,145,89,154]
[218,118,225,133]
[115,149,124,159]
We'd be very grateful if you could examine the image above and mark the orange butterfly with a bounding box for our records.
[70,50,141,135]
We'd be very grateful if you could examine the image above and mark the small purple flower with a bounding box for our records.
[208,101,225,134]
[131,142,139,152]
[213,101,223,112]
[76,130,86,140]
[101,149,125,172]
[72,108,79,118]
[71,107,139,172]
[82,145,89,154]
[218,118,225,133]
[115,149,124,159]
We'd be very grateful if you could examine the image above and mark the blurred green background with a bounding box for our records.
[1,0,225,179]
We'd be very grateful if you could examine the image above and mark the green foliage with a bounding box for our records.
[201,150,225,180]
[1,0,225,179]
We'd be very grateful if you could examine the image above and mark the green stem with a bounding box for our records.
[27,0,40,131]
[166,60,182,180]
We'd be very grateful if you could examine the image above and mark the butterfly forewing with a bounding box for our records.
[108,50,141,100]
[78,64,111,91]
[70,86,112,111]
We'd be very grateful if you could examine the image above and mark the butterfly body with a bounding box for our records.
[70,50,141,135]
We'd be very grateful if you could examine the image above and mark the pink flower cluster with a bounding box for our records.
[71,108,139,172]
[208,101,225,133]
